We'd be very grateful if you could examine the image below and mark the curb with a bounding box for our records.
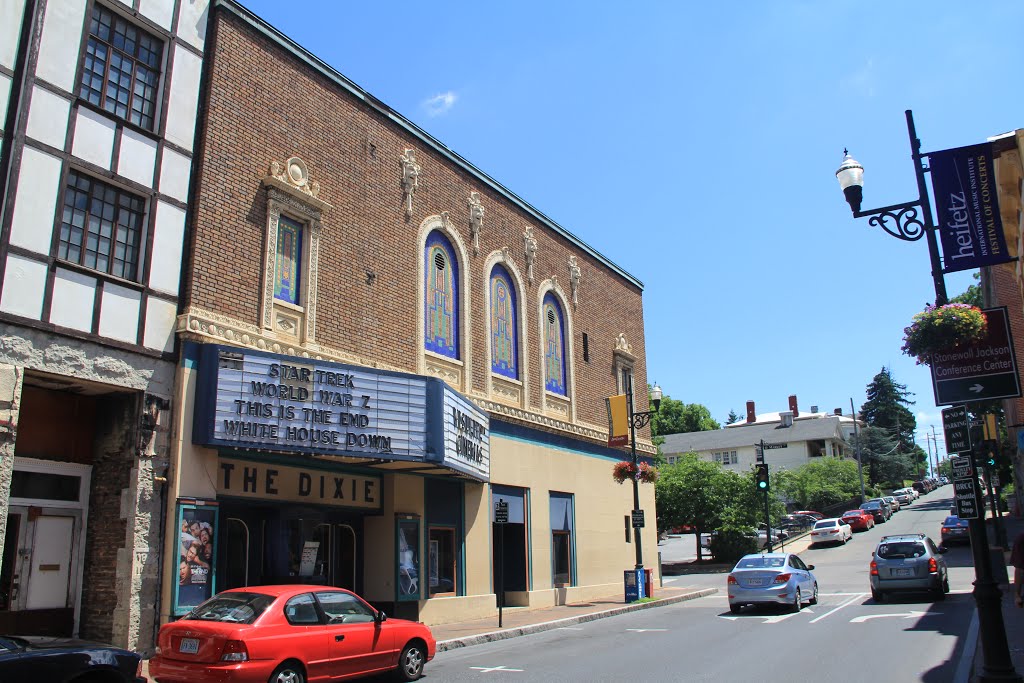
[436,587,718,652]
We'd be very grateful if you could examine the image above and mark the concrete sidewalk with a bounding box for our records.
[433,584,717,651]
[970,512,1024,681]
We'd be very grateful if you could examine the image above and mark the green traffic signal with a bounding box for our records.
[755,463,770,491]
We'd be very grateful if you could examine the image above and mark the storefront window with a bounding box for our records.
[396,519,420,601]
[428,527,456,596]
[550,492,574,586]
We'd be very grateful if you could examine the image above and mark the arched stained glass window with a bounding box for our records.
[274,215,303,305]
[490,265,517,379]
[424,231,459,358]
[543,293,566,395]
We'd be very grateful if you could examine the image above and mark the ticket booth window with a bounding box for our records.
[428,527,456,596]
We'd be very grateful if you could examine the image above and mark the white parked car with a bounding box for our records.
[810,518,853,546]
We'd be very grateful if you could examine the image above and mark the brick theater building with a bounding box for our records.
[163,0,657,627]
[0,0,207,649]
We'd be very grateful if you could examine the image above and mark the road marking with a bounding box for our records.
[721,610,812,623]
[626,628,668,632]
[850,610,940,623]
[809,593,864,624]
[470,665,525,673]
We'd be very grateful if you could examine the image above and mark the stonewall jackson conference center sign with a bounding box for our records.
[192,344,489,481]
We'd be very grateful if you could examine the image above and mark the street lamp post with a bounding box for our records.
[835,109,947,306]
[837,112,1020,682]
[626,377,661,571]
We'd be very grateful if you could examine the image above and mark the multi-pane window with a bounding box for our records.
[713,451,738,465]
[80,5,163,130]
[59,171,144,280]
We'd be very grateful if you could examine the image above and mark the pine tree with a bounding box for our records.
[861,367,917,454]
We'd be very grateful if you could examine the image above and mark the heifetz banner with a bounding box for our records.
[929,142,1013,274]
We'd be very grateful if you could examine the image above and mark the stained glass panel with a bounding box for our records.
[274,216,302,305]
[490,265,517,379]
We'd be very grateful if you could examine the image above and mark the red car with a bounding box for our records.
[149,585,435,683]
[841,509,875,531]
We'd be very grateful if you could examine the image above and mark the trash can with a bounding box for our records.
[644,568,654,599]
[624,568,646,602]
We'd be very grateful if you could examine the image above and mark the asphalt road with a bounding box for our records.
[420,487,979,682]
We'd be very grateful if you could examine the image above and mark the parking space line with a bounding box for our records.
[809,593,864,623]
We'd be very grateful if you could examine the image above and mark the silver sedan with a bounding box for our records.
[727,552,818,614]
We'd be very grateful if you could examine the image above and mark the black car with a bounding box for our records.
[940,515,971,546]
[0,636,144,682]
[861,500,891,523]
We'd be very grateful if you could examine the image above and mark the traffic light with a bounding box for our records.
[755,464,770,492]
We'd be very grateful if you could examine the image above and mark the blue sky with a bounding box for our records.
[239,1,1024,461]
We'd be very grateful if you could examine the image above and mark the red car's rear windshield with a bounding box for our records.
[186,592,275,624]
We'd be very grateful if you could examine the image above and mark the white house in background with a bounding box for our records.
[661,397,858,474]
[0,0,207,650]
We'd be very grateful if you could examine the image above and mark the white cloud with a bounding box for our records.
[422,91,457,117]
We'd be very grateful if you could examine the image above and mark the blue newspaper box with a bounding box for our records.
[624,568,646,603]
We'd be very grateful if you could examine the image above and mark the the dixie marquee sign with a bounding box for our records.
[192,344,489,481]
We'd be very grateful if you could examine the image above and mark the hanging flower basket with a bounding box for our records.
[901,303,987,365]
[612,460,659,484]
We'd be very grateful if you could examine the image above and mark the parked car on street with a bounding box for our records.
[727,552,818,614]
[0,636,144,682]
[882,496,901,513]
[810,518,853,546]
[861,499,892,523]
[870,533,949,602]
[779,514,818,531]
[149,585,436,682]
[792,510,824,520]
[892,491,913,506]
[940,515,971,546]
[841,509,875,532]
[895,486,919,501]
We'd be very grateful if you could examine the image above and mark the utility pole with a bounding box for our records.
[851,398,866,504]
[931,425,942,478]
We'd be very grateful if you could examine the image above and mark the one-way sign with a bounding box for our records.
[932,307,1022,405]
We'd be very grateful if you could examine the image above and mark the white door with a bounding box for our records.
[25,516,74,610]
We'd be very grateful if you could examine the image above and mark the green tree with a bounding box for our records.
[861,368,917,454]
[655,454,732,561]
[651,395,720,436]
[849,425,899,487]
[726,410,742,425]
[949,272,982,307]
[775,457,863,510]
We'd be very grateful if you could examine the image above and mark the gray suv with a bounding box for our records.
[869,533,949,602]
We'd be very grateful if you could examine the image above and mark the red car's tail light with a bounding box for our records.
[221,640,249,662]
[727,574,738,585]
[773,573,791,584]
[870,561,878,576]
[928,557,938,573]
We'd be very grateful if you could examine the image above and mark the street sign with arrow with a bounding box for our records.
[931,307,1022,405]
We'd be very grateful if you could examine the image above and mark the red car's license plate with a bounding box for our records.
[179,638,199,654]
